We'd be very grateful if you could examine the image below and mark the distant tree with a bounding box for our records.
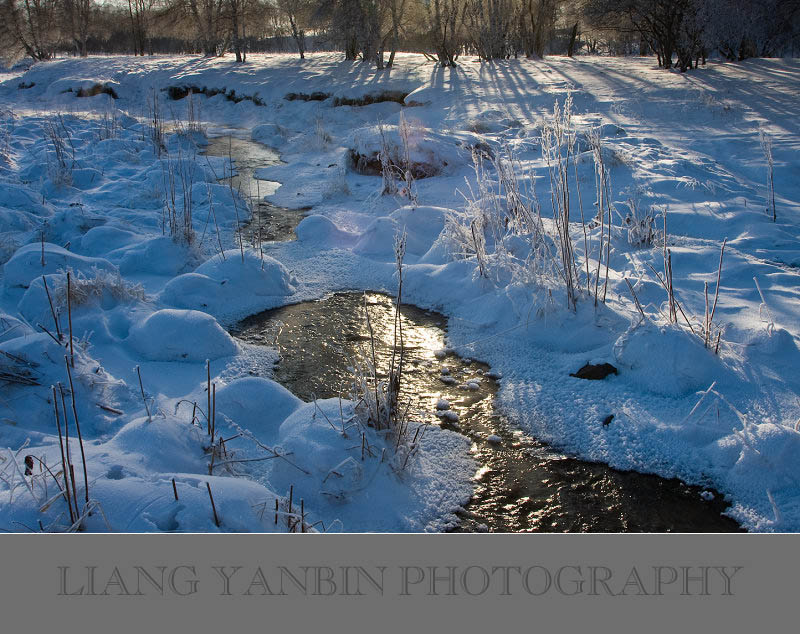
[127,0,156,56]
[186,0,224,56]
[0,0,60,60]
[702,0,800,60]
[583,0,692,69]
[425,0,465,66]
[466,0,514,60]
[515,0,559,58]
[63,0,92,56]
[277,0,311,58]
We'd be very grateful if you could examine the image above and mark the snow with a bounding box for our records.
[1,52,800,532]
[125,309,239,362]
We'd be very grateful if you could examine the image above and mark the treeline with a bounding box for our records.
[1,0,798,69]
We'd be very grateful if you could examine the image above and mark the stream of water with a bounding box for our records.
[203,133,307,242]
[234,292,742,533]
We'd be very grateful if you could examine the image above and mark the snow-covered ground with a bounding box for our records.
[1,53,798,532]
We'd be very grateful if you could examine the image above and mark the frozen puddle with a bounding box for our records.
[203,133,307,242]
[233,292,742,533]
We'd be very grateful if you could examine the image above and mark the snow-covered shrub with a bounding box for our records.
[322,165,350,199]
[315,114,332,149]
[623,199,661,248]
[60,268,146,308]
[443,142,559,296]
[376,113,418,203]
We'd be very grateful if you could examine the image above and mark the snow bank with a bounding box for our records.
[349,124,477,178]
[251,123,287,148]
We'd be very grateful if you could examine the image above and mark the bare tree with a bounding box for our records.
[127,0,154,56]
[467,0,514,60]
[0,0,60,60]
[277,0,311,58]
[186,0,224,56]
[63,0,91,56]
[425,0,465,66]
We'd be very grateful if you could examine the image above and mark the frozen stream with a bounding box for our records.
[233,292,743,533]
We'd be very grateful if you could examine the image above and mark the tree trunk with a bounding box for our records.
[567,22,578,57]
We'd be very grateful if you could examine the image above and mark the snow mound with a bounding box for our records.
[3,242,118,291]
[194,249,295,295]
[112,236,200,277]
[44,78,121,99]
[0,182,50,212]
[215,377,303,444]
[108,416,207,474]
[126,309,238,362]
[354,206,448,258]
[295,215,358,247]
[79,226,139,256]
[251,123,287,148]
[613,323,724,396]
[161,249,295,315]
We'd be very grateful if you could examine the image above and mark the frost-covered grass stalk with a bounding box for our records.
[224,136,247,263]
[97,108,119,141]
[703,238,727,352]
[586,127,612,306]
[148,88,165,156]
[43,114,76,186]
[161,146,196,245]
[759,129,776,222]
[186,89,203,135]
[541,97,580,310]
[315,114,332,149]
[350,233,420,468]
[397,113,418,203]
[753,276,775,336]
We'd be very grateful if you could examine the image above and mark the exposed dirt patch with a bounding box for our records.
[333,90,409,107]
[62,83,118,98]
[284,91,331,102]
[166,85,265,106]
[348,148,441,179]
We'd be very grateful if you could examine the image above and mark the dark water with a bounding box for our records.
[233,292,743,533]
[203,134,307,242]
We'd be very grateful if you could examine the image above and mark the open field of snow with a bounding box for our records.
[0,52,798,532]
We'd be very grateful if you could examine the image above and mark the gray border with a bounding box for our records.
[0,534,791,633]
